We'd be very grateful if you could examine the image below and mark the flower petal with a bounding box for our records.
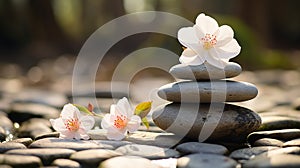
[179,48,205,65]
[206,49,227,69]
[127,115,141,133]
[59,130,75,139]
[50,118,67,132]
[60,104,79,119]
[106,127,127,140]
[101,114,112,130]
[116,97,133,117]
[195,13,219,35]
[80,115,95,131]
[215,25,234,47]
[216,39,241,59]
[178,27,199,47]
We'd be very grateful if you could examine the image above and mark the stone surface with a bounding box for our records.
[99,156,160,168]
[177,153,237,168]
[88,129,183,148]
[157,80,258,103]
[258,116,300,131]
[11,138,33,147]
[152,103,261,142]
[0,142,27,153]
[0,154,42,167]
[151,158,177,168]
[229,146,279,160]
[70,149,122,167]
[34,132,60,140]
[6,148,76,165]
[17,118,52,139]
[258,146,300,157]
[176,142,228,155]
[243,154,300,168]
[283,138,300,147]
[252,138,284,147]
[292,97,300,110]
[29,138,114,151]
[170,62,242,80]
[248,129,300,143]
[116,144,180,159]
[0,114,13,131]
[51,159,80,168]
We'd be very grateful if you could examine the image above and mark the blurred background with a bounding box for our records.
[0,0,300,85]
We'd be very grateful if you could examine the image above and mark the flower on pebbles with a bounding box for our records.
[178,13,241,68]
[101,97,142,140]
[50,103,95,140]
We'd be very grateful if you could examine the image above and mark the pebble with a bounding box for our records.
[176,142,228,155]
[151,158,177,168]
[34,132,60,140]
[157,81,258,102]
[258,116,300,131]
[252,138,284,147]
[0,142,27,153]
[248,129,300,143]
[0,127,6,142]
[116,144,180,159]
[5,148,76,165]
[0,154,42,167]
[169,62,242,80]
[0,114,13,131]
[17,118,52,139]
[152,103,261,142]
[88,129,183,148]
[70,149,122,167]
[292,97,300,110]
[177,153,237,168]
[283,138,300,147]
[258,146,300,157]
[243,154,300,168]
[29,138,114,151]
[11,138,33,146]
[99,156,161,168]
[51,159,80,168]
[9,103,60,123]
[229,146,279,160]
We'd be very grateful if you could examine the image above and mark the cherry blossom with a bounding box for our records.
[178,13,241,68]
[50,103,95,140]
[101,97,141,140]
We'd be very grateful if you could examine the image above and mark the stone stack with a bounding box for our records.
[152,62,261,142]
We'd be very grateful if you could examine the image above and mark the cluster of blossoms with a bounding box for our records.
[50,97,150,140]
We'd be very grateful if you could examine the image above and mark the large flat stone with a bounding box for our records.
[152,103,261,142]
[170,62,242,80]
[157,80,258,103]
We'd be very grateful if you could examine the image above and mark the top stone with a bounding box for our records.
[170,62,242,80]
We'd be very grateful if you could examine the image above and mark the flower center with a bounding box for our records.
[114,115,127,129]
[65,118,80,131]
[201,33,217,49]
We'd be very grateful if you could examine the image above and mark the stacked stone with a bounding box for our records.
[152,62,261,142]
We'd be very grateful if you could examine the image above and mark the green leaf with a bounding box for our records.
[73,104,93,115]
[134,101,152,118]
[141,117,150,129]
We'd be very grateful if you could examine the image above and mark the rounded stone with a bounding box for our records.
[116,144,180,159]
[283,138,300,147]
[176,142,228,155]
[229,146,279,160]
[51,159,80,168]
[157,80,258,103]
[177,153,237,168]
[100,156,160,168]
[170,62,242,80]
[247,129,300,144]
[258,146,300,157]
[12,138,33,147]
[252,138,284,147]
[243,154,300,168]
[258,116,300,131]
[0,142,27,153]
[0,154,42,168]
[152,103,261,142]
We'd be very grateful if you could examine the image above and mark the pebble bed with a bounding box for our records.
[0,64,300,167]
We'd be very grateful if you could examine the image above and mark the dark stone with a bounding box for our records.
[176,142,228,155]
[11,138,33,147]
[17,118,52,139]
[248,129,300,143]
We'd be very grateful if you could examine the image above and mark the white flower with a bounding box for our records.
[101,97,141,140]
[178,13,241,68]
[50,103,95,140]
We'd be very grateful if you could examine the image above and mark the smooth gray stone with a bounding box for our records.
[243,154,300,168]
[11,138,33,147]
[229,146,279,160]
[100,156,160,168]
[283,138,300,147]
[0,142,27,153]
[29,138,114,151]
[248,129,300,143]
[176,142,228,155]
[258,146,300,157]
[157,80,258,103]
[51,159,80,168]
[170,62,242,80]
[116,144,180,159]
[0,154,42,167]
[17,118,52,139]
[6,148,76,166]
[152,103,261,142]
[252,138,284,147]
[258,116,300,131]
[0,114,13,131]
[177,153,237,168]
[70,149,122,167]
[34,132,60,140]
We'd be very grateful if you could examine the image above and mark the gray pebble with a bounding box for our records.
[34,132,60,140]
[51,159,80,168]
[177,153,237,168]
[6,148,76,165]
[0,142,27,153]
[116,144,180,159]
[99,156,160,168]
[70,149,122,167]
[229,146,279,160]
[11,138,33,147]
[258,116,300,131]
[243,154,300,168]
[176,142,228,155]
[283,138,300,147]
[0,154,42,168]
[252,138,284,147]
[17,118,52,139]
[258,146,300,157]
[248,129,300,143]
